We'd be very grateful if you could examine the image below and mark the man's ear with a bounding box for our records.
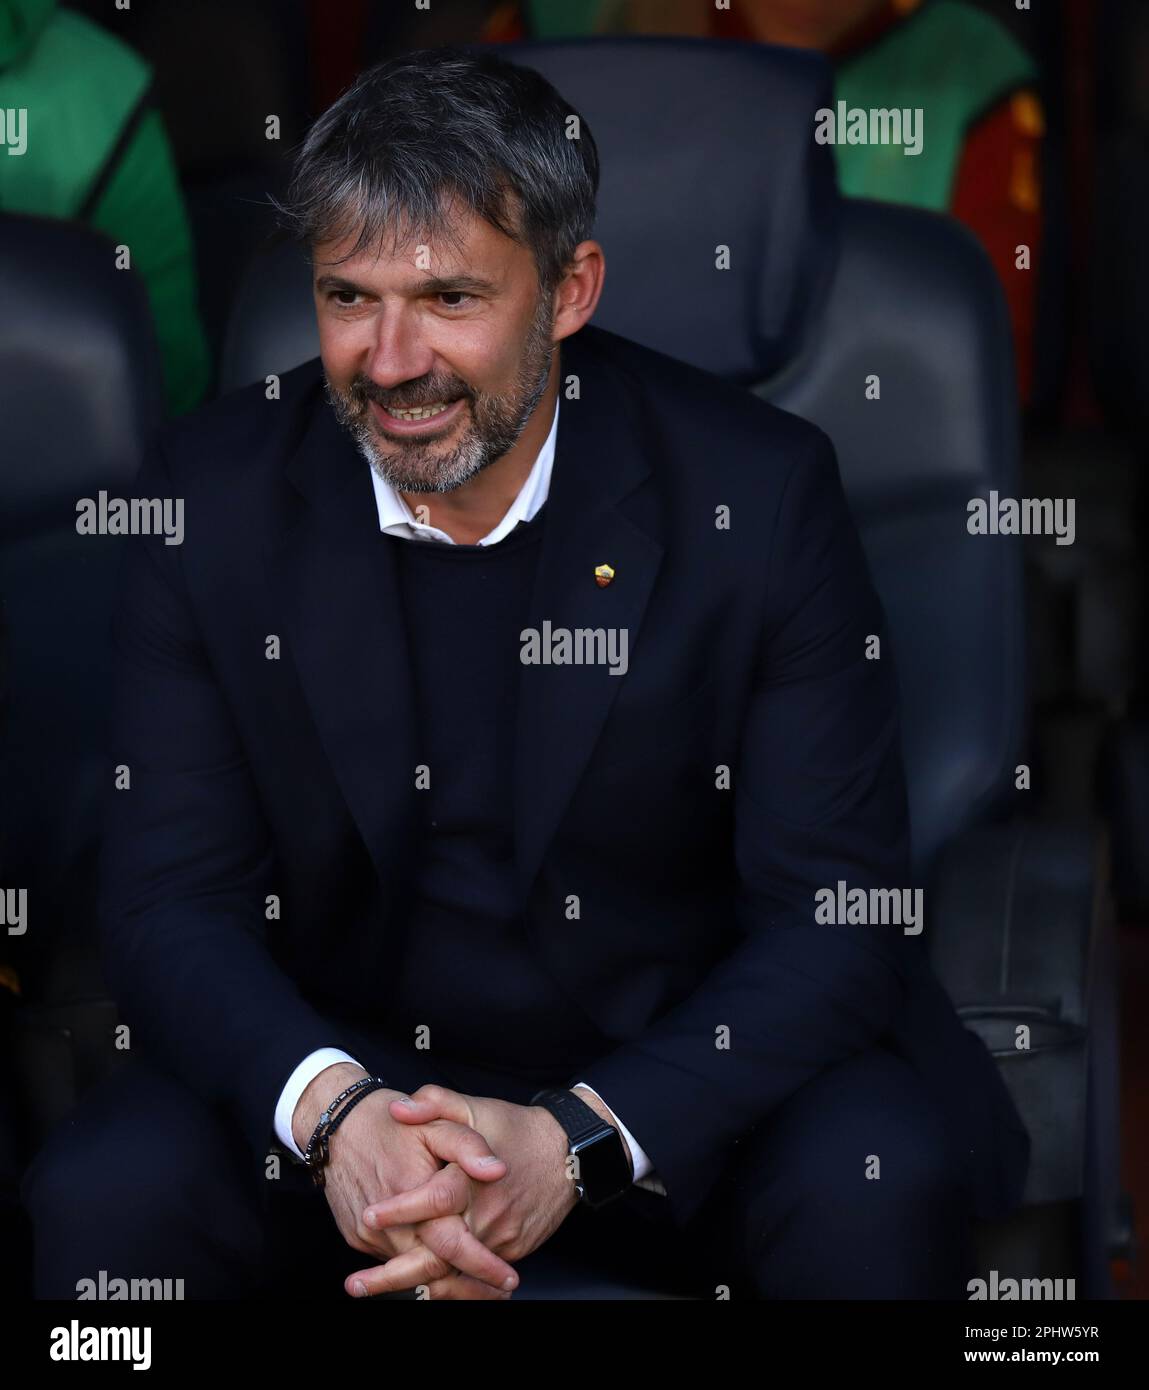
[552,240,605,341]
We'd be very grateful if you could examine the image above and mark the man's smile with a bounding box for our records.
[368,395,468,436]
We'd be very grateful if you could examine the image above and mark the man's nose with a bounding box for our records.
[362,311,434,390]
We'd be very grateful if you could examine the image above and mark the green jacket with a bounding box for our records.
[521,0,1035,212]
[0,0,210,414]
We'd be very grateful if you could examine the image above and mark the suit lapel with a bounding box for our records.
[513,329,663,902]
[270,404,420,894]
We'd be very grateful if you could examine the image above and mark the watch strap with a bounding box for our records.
[529,1086,609,1144]
[529,1086,632,1208]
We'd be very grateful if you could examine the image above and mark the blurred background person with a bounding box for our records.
[0,0,210,415]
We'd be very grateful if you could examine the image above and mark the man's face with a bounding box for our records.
[315,200,556,494]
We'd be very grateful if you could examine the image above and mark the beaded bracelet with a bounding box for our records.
[302,1074,381,1160]
[302,1074,390,1188]
[307,1081,388,1188]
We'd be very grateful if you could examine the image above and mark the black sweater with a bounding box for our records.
[380,507,607,1087]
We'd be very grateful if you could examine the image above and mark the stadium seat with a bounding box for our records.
[0,212,163,1279]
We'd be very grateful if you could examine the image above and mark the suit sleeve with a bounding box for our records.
[97,442,374,1165]
[573,428,916,1229]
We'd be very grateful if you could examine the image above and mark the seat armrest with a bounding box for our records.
[928,819,1112,1207]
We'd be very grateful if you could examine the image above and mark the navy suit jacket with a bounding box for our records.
[98,322,1029,1230]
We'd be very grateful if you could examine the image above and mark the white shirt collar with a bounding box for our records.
[370,395,559,546]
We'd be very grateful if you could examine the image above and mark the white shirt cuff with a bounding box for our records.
[274,1048,365,1159]
[571,1081,666,1195]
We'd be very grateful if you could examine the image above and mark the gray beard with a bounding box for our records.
[324,295,555,495]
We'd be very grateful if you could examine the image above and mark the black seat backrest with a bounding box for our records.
[0,212,162,992]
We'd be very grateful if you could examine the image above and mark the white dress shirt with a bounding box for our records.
[275,394,666,1196]
[368,392,559,546]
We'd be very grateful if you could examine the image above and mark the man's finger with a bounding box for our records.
[389,1084,472,1127]
[416,1215,519,1291]
[346,1218,518,1297]
[364,1164,471,1230]
[406,1116,510,1183]
[423,1272,515,1301]
[346,1243,449,1299]
[389,1096,438,1122]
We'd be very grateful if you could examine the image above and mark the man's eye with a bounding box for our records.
[331,290,363,307]
[437,292,473,309]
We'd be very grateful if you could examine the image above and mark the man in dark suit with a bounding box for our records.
[21,46,1028,1300]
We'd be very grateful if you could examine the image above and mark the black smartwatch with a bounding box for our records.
[529,1087,633,1210]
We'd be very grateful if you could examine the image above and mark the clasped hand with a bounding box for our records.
[337,1084,580,1300]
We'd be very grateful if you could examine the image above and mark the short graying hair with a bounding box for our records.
[275,46,600,297]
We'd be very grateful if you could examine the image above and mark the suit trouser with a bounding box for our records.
[20,1041,976,1300]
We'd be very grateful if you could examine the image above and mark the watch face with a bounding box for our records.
[571,1126,632,1206]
